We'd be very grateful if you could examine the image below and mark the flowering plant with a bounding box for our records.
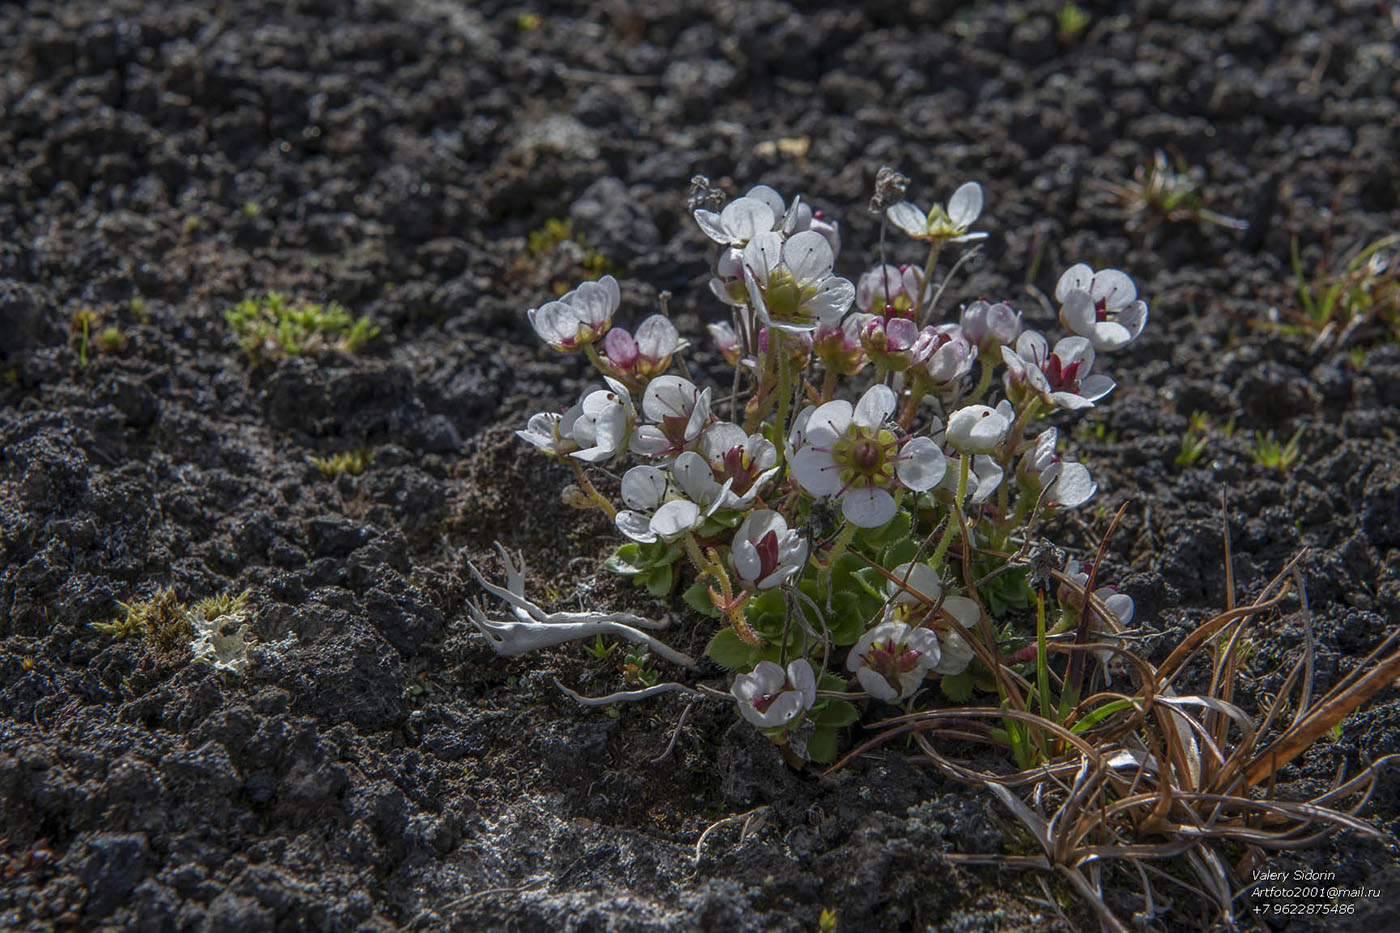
[484,172,1151,765]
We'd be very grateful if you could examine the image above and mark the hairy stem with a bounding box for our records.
[570,461,616,519]
[930,454,971,573]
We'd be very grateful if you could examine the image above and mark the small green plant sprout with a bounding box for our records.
[127,297,151,324]
[1250,426,1304,471]
[96,326,128,356]
[241,200,261,218]
[306,448,373,479]
[182,214,200,235]
[1174,411,1211,469]
[69,307,102,367]
[516,11,541,30]
[584,634,618,660]
[518,218,620,295]
[817,907,838,932]
[620,647,660,688]
[1055,2,1090,42]
[224,292,379,363]
[1286,233,1399,351]
[1103,150,1248,236]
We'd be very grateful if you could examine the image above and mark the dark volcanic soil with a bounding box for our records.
[2,1,1399,930]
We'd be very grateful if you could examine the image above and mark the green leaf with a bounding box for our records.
[745,589,788,639]
[828,590,868,646]
[804,727,839,764]
[810,698,859,728]
[940,671,974,702]
[706,628,755,670]
[604,543,644,576]
[853,566,887,601]
[857,508,911,548]
[682,579,720,617]
[880,537,919,569]
[643,564,673,598]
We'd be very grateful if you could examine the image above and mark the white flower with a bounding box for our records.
[630,375,712,457]
[694,195,777,247]
[559,376,636,462]
[790,384,947,527]
[699,422,780,507]
[885,561,943,608]
[938,453,1005,504]
[1060,559,1134,685]
[812,315,868,376]
[859,315,939,372]
[1026,428,1097,508]
[934,626,975,676]
[614,451,734,543]
[885,181,987,245]
[743,230,855,334]
[945,401,1013,454]
[515,411,577,458]
[1056,264,1148,352]
[1001,332,1115,411]
[602,314,679,383]
[527,275,620,351]
[732,659,817,729]
[959,300,1022,352]
[731,510,808,590]
[847,620,941,702]
[918,324,978,388]
[855,264,923,316]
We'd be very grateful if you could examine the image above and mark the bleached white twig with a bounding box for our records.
[465,544,697,668]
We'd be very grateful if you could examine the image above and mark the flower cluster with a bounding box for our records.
[512,173,1145,763]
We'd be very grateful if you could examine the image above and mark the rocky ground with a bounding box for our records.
[2,0,1398,930]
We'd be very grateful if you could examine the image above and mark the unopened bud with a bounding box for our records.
[561,485,595,510]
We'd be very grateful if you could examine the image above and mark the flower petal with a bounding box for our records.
[857,667,899,702]
[947,181,983,228]
[806,277,855,324]
[895,436,946,491]
[1055,263,1094,302]
[1089,268,1136,310]
[742,231,784,285]
[650,499,701,540]
[635,314,679,361]
[841,484,896,527]
[694,210,732,244]
[721,198,776,243]
[791,446,843,496]
[885,202,927,238]
[620,465,669,510]
[782,230,835,283]
[745,185,786,217]
[1058,289,1096,338]
[615,510,657,543]
[854,384,896,429]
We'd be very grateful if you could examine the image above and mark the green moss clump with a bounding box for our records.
[92,588,192,652]
[92,588,254,658]
[307,448,373,478]
[224,292,379,363]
